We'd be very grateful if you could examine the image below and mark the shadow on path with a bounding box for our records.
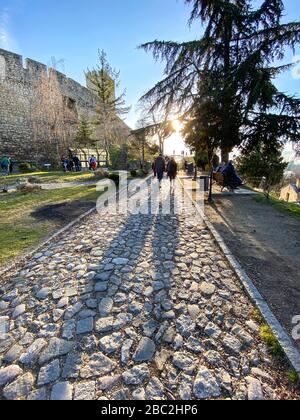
[206,194,300,351]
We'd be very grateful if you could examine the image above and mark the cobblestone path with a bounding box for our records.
[0,179,295,400]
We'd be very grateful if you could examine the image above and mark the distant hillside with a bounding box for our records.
[287,161,300,176]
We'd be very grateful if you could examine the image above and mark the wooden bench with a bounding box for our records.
[213,172,233,192]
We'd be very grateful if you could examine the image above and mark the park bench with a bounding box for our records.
[213,172,233,192]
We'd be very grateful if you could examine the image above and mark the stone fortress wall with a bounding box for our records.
[0,48,131,163]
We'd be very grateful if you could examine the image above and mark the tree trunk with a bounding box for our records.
[221,149,230,163]
[208,166,214,202]
[208,147,214,201]
[105,147,109,167]
[158,136,164,155]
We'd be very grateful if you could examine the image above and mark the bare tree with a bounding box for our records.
[30,71,78,164]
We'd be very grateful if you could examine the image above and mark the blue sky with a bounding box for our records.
[1,0,300,133]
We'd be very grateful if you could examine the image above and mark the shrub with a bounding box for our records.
[94,169,109,180]
[19,163,34,173]
[28,176,42,184]
[236,146,287,198]
[136,169,149,177]
[130,170,137,178]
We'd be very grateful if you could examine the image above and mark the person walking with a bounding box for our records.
[67,159,74,172]
[9,157,13,174]
[152,160,157,178]
[167,157,178,189]
[61,156,68,172]
[153,154,166,188]
[73,155,81,172]
[1,155,10,175]
[89,155,97,171]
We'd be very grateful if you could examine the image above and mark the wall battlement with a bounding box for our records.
[0,48,131,163]
[0,48,48,81]
[0,48,94,100]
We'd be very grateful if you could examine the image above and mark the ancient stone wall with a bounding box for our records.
[0,48,131,163]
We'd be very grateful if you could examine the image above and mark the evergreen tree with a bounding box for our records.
[86,50,130,165]
[75,116,95,162]
[236,144,288,198]
[139,0,300,160]
[75,116,94,148]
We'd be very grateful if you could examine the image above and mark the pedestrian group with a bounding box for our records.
[152,154,178,189]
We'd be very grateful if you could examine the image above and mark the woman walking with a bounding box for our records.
[167,157,178,189]
[0,156,10,175]
[153,154,166,188]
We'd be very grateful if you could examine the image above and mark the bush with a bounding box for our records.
[130,170,137,178]
[236,146,287,198]
[28,176,42,184]
[19,163,35,173]
[94,169,109,180]
[108,173,120,187]
[136,169,144,178]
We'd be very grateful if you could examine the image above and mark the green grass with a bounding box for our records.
[254,193,300,220]
[287,370,300,385]
[251,308,264,324]
[0,185,100,265]
[2,170,96,186]
[260,325,284,357]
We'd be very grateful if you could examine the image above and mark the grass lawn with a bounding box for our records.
[0,184,101,266]
[2,170,96,186]
[254,193,300,220]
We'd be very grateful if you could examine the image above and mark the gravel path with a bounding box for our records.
[205,194,300,352]
[0,179,298,400]
[6,179,97,192]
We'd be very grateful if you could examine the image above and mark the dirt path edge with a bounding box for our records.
[179,177,300,377]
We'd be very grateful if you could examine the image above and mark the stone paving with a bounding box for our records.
[0,178,295,400]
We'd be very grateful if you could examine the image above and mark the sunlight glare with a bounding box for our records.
[172,119,183,133]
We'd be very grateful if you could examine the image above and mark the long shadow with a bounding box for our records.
[0,178,184,400]
[70,180,182,387]
[207,195,300,352]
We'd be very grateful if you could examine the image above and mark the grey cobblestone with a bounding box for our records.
[0,180,292,400]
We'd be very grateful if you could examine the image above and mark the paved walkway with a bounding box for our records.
[0,179,296,400]
[6,179,97,192]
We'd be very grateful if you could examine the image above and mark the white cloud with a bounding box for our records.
[0,8,18,51]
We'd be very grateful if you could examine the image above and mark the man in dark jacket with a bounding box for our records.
[73,156,81,172]
[154,154,166,187]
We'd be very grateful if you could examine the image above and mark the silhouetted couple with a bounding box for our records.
[153,154,178,189]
